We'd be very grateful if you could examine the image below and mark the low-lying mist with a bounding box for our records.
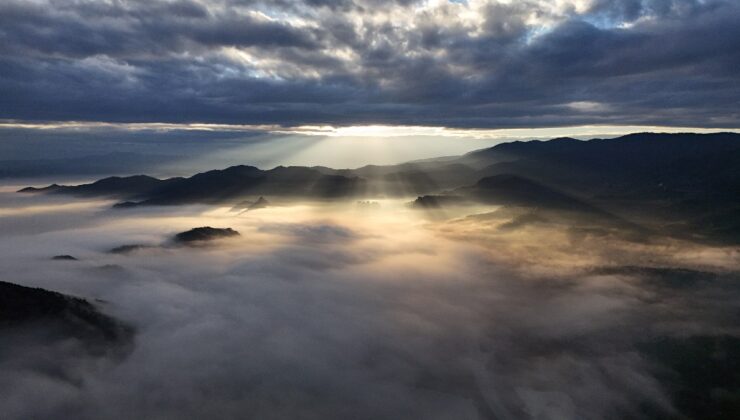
[1,191,739,419]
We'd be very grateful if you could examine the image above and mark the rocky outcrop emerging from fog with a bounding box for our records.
[0,280,133,355]
[172,227,240,245]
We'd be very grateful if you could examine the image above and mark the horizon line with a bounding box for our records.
[1,120,739,140]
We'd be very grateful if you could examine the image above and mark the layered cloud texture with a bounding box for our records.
[1,0,739,127]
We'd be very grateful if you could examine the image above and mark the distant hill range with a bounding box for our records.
[20,166,366,205]
[19,132,740,243]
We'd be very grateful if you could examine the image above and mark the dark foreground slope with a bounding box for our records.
[0,280,133,355]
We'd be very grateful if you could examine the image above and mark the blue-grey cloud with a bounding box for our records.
[0,0,738,128]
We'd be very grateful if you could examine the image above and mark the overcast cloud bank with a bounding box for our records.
[1,0,739,128]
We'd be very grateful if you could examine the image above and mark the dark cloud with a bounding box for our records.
[0,0,738,128]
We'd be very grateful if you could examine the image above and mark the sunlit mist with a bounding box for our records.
[2,0,740,417]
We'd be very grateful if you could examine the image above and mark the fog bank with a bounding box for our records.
[1,192,739,419]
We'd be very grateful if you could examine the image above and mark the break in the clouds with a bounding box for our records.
[1,0,739,128]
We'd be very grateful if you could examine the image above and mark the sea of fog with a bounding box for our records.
[1,188,739,419]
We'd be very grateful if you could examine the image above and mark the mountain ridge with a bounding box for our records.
[17,132,740,243]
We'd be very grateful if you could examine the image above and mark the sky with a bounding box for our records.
[1,0,739,132]
[2,3,740,416]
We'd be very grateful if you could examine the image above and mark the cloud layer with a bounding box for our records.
[1,194,740,419]
[1,0,739,128]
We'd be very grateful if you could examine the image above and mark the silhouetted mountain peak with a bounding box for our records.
[18,183,63,193]
[109,244,153,254]
[249,196,270,210]
[221,165,261,174]
[173,227,240,244]
[81,175,163,192]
